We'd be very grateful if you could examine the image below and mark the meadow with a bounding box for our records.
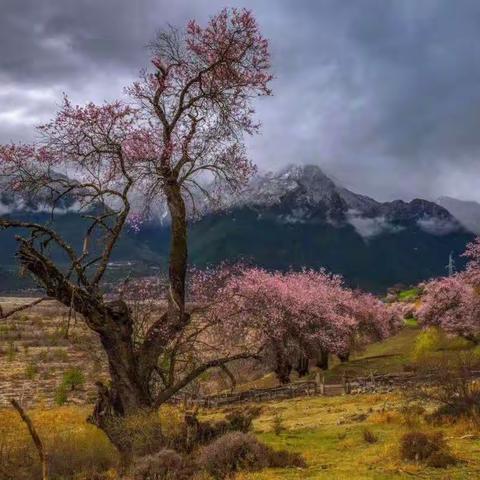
[2,392,480,479]
[1,312,480,479]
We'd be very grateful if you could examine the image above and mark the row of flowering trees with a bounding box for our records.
[417,238,480,344]
[192,266,403,383]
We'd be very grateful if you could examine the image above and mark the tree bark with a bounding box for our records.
[87,303,153,472]
[295,355,309,377]
[274,351,292,384]
[165,181,188,324]
[316,349,329,370]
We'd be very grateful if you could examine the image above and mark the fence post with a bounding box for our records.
[342,373,351,394]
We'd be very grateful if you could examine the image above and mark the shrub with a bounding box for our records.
[272,412,285,435]
[400,431,456,467]
[51,348,69,362]
[409,352,480,422]
[412,327,443,361]
[198,431,305,479]
[62,367,85,391]
[224,407,260,433]
[399,403,426,428]
[132,449,194,480]
[104,411,165,458]
[426,450,457,468]
[54,384,68,406]
[176,407,263,452]
[362,428,378,444]
[266,448,307,469]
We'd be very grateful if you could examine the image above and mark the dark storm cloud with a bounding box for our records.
[2,0,480,201]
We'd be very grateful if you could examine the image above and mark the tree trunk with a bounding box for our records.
[295,355,309,377]
[337,352,350,363]
[316,349,329,370]
[274,352,292,384]
[165,181,188,323]
[88,303,152,472]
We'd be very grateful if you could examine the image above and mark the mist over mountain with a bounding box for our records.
[0,164,475,293]
[437,196,480,235]
[222,165,463,237]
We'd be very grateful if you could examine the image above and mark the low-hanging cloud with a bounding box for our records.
[2,1,480,202]
[0,198,82,216]
[346,210,404,239]
[417,216,462,236]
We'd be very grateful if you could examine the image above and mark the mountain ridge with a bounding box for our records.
[216,164,463,239]
[0,164,475,292]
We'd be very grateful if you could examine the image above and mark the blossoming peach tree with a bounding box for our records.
[418,238,480,343]
[193,266,402,384]
[0,8,271,467]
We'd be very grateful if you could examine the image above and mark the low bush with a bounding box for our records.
[399,403,426,428]
[197,431,305,479]
[62,367,85,391]
[105,411,166,458]
[400,431,445,462]
[412,327,443,361]
[408,351,480,423]
[132,449,194,480]
[54,384,68,406]
[362,428,378,444]
[174,406,263,452]
[426,450,457,468]
[272,411,285,435]
[399,431,456,468]
[266,448,307,469]
[224,406,261,433]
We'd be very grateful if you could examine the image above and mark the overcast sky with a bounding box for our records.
[2,0,480,202]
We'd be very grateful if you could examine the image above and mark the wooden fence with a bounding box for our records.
[175,370,480,408]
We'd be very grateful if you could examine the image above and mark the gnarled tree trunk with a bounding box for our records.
[87,302,152,471]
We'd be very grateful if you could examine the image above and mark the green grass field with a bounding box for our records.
[2,322,480,479]
[215,323,480,479]
[222,393,480,479]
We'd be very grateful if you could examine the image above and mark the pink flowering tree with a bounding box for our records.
[0,9,271,468]
[343,291,404,360]
[194,266,401,383]
[418,278,480,344]
[417,238,480,344]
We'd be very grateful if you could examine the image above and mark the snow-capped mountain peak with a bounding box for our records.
[220,164,464,238]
